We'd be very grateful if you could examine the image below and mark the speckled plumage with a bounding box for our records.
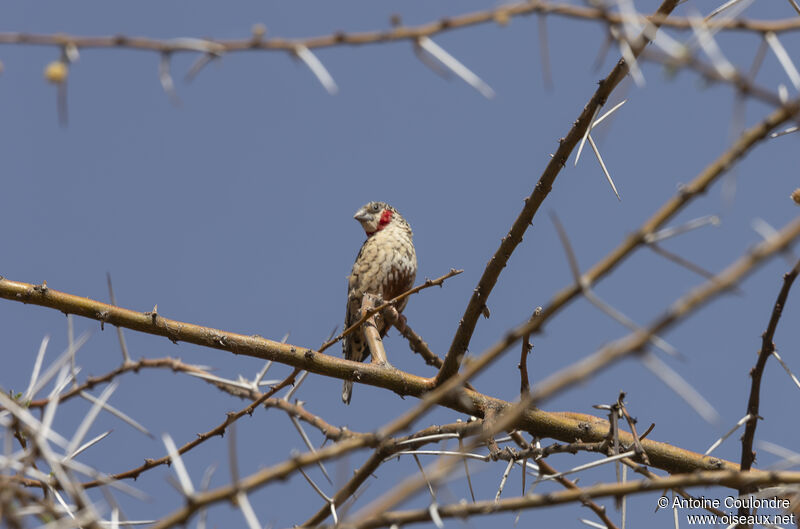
[342,201,417,404]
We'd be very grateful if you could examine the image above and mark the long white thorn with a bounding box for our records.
[688,14,736,80]
[41,364,72,443]
[771,351,800,390]
[610,27,645,87]
[236,492,263,529]
[24,335,50,400]
[575,106,601,166]
[158,53,180,105]
[69,430,112,460]
[162,433,195,496]
[80,391,151,437]
[705,0,749,20]
[0,390,69,447]
[770,125,799,138]
[294,45,339,95]
[587,134,621,201]
[66,382,118,458]
[642,352,721,424]
[29,332,90,399]
[593,99,628,128]
[538,450,636,481]
[704,414,752,455]
[765,32,800,91]
[416,36,495,99]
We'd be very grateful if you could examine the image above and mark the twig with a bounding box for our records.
[58,368,300,489]
[491,98,800,370]
[2,2,799,58]
[436,0,682,385]
[340,470,800,529]
[527,216,800,407]
[519,308,541,395]
[737,257,800,515]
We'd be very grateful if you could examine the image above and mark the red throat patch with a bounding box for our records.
[378,209,393,228]
[366,209,393,237]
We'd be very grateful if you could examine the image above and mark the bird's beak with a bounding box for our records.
[353,208,370,222]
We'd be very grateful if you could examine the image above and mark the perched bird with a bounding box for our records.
[342,201,417,404]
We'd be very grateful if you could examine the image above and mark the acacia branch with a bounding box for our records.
[2,208,798,506]
[737,257,800,508]
[6,213,797,525]
[495,98,800,360]
[302,420,484,527]
[346,214,800,522]
[527,215,800,407]
[26,357,211,408]
[0,274,748,478]
[1,2,799,57]
[340,470,800,529]
[436,0,682,384]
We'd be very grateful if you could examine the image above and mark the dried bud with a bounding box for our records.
[792,188,800,205]
[44,61,68,84]
[251,23,267,40]
[494,10,510,26]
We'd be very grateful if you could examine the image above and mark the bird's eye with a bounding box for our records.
[372,204,380,211]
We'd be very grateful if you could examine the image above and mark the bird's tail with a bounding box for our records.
[342,379,353,405]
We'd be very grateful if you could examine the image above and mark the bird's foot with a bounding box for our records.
[370,358,394,369]
[393,313,408,334]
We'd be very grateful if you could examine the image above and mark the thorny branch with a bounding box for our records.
[3,211,800,504]
[2,1,800,57]
[338,470,800,529]
[737,257,800,516]
[3,2,800,528]
[436,0,682,385]
[499,98,800,363]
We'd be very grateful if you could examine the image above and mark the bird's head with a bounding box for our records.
[354,201,396,236]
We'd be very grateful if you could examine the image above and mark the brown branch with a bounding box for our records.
[490,98,800,370]
[0,276,435,395]
[519,308,541,395]
[510,432,617,529]
[302,420,483,527]
[386,311,476,391]
[154,419,486,529]
[350,214,800,523]
[3,211,798,495]
[622,458,728,518]
[6,214,800,503]
[536,459,620,529]
[25,357,210,408]
[436,0,682,385]
[0,263,769,481]
[393,316,440,368]
[343,470,800,529]
[640,48,782,107]
[77,368,300,489]
[737,257,800,513]
[527,215,800,407]
[1,3,799,58]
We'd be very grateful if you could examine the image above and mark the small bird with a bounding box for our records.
[342,201,417,404]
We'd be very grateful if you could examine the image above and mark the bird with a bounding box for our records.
[342,201,417,404]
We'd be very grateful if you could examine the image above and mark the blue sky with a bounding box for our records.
[2,2,800,527]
